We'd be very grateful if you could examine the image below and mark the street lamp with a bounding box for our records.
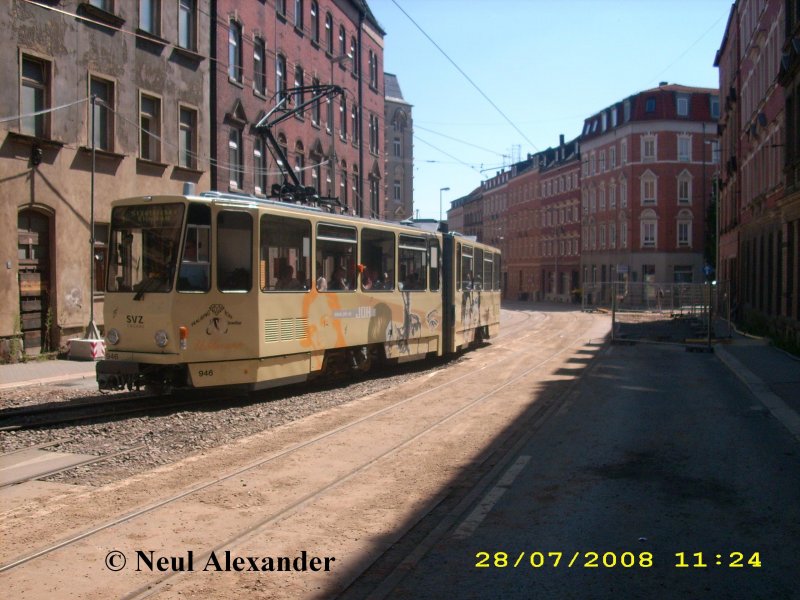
[439,186,450,222]
[329,54,350,204]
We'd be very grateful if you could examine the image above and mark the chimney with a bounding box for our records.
[559,134,565,147]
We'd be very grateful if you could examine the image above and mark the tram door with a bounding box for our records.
[17,210,51,355]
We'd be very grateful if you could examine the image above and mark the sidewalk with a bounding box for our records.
[0,358,97,392]
[714,327,800,443]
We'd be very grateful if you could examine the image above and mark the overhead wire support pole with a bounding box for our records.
[85,94,100,340]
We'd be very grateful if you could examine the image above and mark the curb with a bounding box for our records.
[715,345,800,443]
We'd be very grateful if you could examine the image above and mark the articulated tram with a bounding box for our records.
[97,191,501,392]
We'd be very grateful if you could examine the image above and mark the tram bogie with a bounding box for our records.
[97,192,501,393]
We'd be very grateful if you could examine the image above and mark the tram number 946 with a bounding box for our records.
[198,369,214,377]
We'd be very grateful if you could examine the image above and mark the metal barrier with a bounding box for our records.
[581,281,732,345]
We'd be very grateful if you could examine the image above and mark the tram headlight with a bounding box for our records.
[154,329,169,348]
[106,328,120,346]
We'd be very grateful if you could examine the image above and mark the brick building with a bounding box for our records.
[532,138,581,302]
[1,0,211,356]
[212,0,385,218]
[580,83,719,301]
[717,0,799,347]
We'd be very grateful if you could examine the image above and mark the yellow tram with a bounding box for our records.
[97,191,501,392]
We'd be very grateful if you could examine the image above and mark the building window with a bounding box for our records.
[325,13,333,54]
[369,50,378,88]
[339,97,347,140]
[673,265,693,283]
[253,37,266,96]
[621,139,627,164]
[641,209,657,247]
[139,0,160,35]
[676,95,689,116]
[710,96,720,119]
[294,0,304,30]
[678,172,691,204]
[276,54,287,103]
[294,65,304,114]
[20,55,50,138]
[599,187,606,211]
[642,173,657,205]
[370,176,379,217]
[350,37,358,75]
[139,93,161,162]
[645,97,656,113]
[338,25,346,57]
[90,0,113,9]
[310,1,319,43]
[677,221,691,247]
[294,144,305,185]
[178,106,196,169]
[610,222,616,248]
[351,103,359,144]
[326,96,333,134]
[311,78,320,125]
[642,135,656,161]
[600,224,606,248]
[228,21,242,83]
[620,178,628,208]
[609,184,616,209]
[621,221,628,248]
[254,137,267,195]
[393,137,401,157]
[369,113,379,154]
[678,135,691,161]
[90,76,113,151]
[609,146,616,169]
[276,0,286,17]
[228,128,243,190]
[394,180,401,201]
[178,0,196,50]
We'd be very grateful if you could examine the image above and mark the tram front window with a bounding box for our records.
[106,203,185,295]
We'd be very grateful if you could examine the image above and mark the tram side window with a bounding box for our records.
[178,204,211,292]
[493,254,501,290]
[261,215,311,291]
[360,228,395,290]
[461,245,474,290]
[399,235,427,291]
[316,223,356,291]
[429,238,440,292]
[473,248,484,290]
[483,251,493,292]
[217,211,253,292]
[456,243,462,290]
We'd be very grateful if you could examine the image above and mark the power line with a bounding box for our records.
[390,0,538,152]
[414,125,506,157]
[414,136,481,173]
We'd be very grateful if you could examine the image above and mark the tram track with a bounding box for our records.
[1,308,605,599]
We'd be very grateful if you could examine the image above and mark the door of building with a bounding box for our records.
[17,209,51,354]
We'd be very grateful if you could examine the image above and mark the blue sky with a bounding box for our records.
[370,0,733,220]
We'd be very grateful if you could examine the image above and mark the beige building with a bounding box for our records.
[384,73,413,221]
[1,1,210,357]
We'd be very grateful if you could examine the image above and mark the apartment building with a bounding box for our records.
[717,0,799,346]
[580,83,719,301]
[1,0,211,356]
[213,0,385,218]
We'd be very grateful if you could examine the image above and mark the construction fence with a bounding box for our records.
[581,281,732,345]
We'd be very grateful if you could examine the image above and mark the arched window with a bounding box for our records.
[294,141,305,185]
[640,208,658,248]
[325,13,333,53]
[677,169,692,204]
[676,209,693,247]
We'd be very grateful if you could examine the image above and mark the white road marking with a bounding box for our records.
[452,455,531,540]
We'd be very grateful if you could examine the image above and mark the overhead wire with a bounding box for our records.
[390,0,539,152]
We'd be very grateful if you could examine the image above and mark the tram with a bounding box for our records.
[96,191,501,392]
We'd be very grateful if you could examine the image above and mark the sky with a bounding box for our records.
[369,0,733,221]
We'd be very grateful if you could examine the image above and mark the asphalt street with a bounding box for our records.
[382,342,800,600]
